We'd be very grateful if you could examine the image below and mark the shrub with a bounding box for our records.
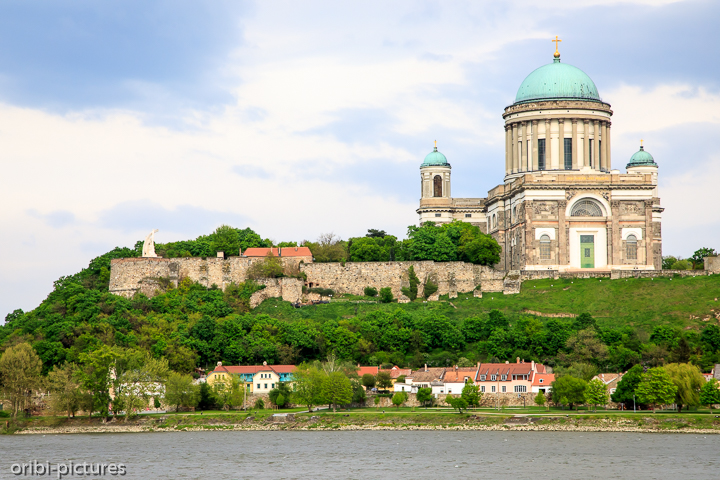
[670,259,692,270]
[401,266,420,301]
[364,286,378,297]
[308,287,334,297]
[423,280,438,298]
[379,287,394,303]
[254,398,265,410]
[247,253,284,279]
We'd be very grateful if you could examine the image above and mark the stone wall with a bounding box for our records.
[250,278,304,308]
[365,392,538,408]
[704,257,720,273]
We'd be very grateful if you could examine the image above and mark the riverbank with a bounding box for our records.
[7,409,720,435]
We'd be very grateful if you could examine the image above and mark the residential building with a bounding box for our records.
[379,365,412,385]
[206,361,296,394]
[591,373,624,395]
[242,247,313,264]
[475,359,550,395]
[442,366,479,395]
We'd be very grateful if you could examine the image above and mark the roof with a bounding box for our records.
[593,373,624,387]
[358,366,379,377]
[514,55,601,105]
[380,366,412,379]
[243,247,313,257]
[210,364,297,376]
[477,363,534,379]
[532,373,555,386]
[421,146,450,167]
[443,368,478,383]
[627,145,657,168]
[407,367,446,384]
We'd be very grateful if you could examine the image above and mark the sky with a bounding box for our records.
[1,0,719,319]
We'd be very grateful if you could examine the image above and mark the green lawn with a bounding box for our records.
[255,274,720,331]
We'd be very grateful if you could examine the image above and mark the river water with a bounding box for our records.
[2,431,719,479]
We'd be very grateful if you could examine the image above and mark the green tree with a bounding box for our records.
[364,287,378,297]
[113,353,169,421]
[610,364,643,406]
[664,363,705,413]
[551,376,587,409]
[636,367,678,412]
[461,384,481,408]
[379,288,394,303]
[376,371,393,391]
[254,398,265,410]
[351,379,366,404]
[690,247,716,269]
[361,374,376,390]
[670,259,692,270]
[0,343,43,418]
[699,379,720,413]
[197,382,217,411]
[246,252,284,279]
[423,279,439,299]
[391,391,409,409]
[662,256,678,270]
[534,391,547,410]
[402,222,457,262]
[76,345,121,419]
[164,373,200,413]
[401,266,420,301]
[269,382,293,408]
[322,371,353,412]
[47,363,88,418]
[292,365,326,412]
[584,378,608,412]
[445,394,468,413]
[416,387,433,408]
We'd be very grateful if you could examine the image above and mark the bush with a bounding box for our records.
[670,259,692,270]
[423,280,438,298]
[401,266,420,301]
[254,398,265,410]
[308,287,334,297]
[364,286,378,297]
[247,253,284,279]
[379,287,394,303]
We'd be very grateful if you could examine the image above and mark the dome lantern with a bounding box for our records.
[421,140,450,167]
[627,141,657,169]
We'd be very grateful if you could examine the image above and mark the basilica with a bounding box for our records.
[417,42,662,272]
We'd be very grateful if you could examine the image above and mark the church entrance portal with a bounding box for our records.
[580,235,595,268]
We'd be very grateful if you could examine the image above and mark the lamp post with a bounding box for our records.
[633,394,636,414]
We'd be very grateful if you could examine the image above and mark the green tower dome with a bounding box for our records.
[627,145,657,168]
[514,55,601,104]
[421,145,449,167]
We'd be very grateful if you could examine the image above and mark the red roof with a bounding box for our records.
[532,373,555,386]
[358,366,379,377]
[211,364,297,375]
[243,247,312,257]
[380,366,412,379]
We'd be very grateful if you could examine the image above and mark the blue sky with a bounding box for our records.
[1,0,719,319]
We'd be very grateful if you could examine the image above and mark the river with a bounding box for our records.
[2,430,718,479]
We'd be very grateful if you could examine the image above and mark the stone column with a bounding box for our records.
[505,125,511,175]
[512,122,518,173]
[558,119,565,170]
[531,120,539,171]
[645,200,653,266]
[583,120,590,168]
[520,121,527,172]
[601,121,608,172]
[593,120,600,170]
[571,119,579,170]
[558,200,567,265]
[544,119,552,170]
[611,201,620,266]
[606,122,612,171]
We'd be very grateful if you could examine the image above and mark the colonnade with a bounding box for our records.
[504,118,611,175]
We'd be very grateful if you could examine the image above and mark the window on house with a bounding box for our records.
[538,138,546,170]
[257,384,260,389]
[540,234,551,260]
[465,213,471,218]
[491,386,496,393]
[491,375,496,381]
[627,234,638,260]
[433,175,442,197]
[435,213,441,217]
[514,385,527,393]
[564,138,572,169]
[539,379,543,384]
[480,375,486,381]
[272,383,275,389]
[571,199,603,217]
[501,375,507,381]
[502,386,506,392]
[481,386,485,392]
[264,384,267,389]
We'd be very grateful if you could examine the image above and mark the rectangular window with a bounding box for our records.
[491,375,496,381]
[257,384,260,389]
[435,213,441,217]
[564,138,572,169]
[502,386,506,393]
[599,140,602,169]
[272,383,275,389]
[491,386,496,393]
[501,375,507,381]
[480,375,486,381]
[465,213,471,218]
[481,386,485,393]
[264,383,267,389]
[538,138,546,170]
[514,385,527,393]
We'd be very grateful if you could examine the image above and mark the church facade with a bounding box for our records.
[417,45,662,272]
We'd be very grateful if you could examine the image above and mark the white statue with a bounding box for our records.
[142,229,159,258]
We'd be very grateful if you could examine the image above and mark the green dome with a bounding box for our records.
[421,146,449,167]
[627,145,657,168]
[514,56,601,104]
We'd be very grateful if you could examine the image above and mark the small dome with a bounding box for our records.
[627,145,657,168]
[421,146,449,167]
[514,55,601,104]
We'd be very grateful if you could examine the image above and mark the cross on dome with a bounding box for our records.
[552,35,562,58]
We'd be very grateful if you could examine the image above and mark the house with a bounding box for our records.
[206,361,297,394]
[379,366,412,385]
[357,366,379,378]
[591,373,624,395]
[404,366,446,393]
[531,373,555,394]
[242,247,313,263]
[442,366,479,395]
[393,383,419,393]
[475,358,549,395]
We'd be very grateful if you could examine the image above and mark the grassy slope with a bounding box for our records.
[255,274,720,332]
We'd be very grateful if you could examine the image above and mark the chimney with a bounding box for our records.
[455,365,458,371]
[516,357,520,364]
[531,360,535,370]
[357,363,360,368]
[477,362,480,368]
[263,361,267,366]
[505,361,509,364]
[424,364,427,372]
[217,361,222,367]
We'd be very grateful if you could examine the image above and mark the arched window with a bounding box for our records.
[570,199,603,217]
[433,175,442,197]
[492,214,497,228]
[540,234,551,260]
[626,234,637,260]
